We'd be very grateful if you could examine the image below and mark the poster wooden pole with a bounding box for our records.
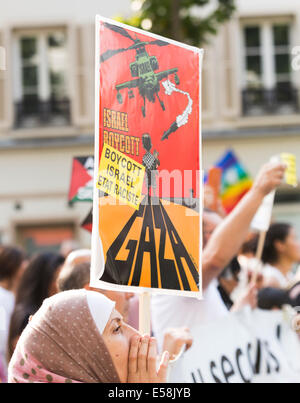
[139,292,151,335]
[251,230,267,285]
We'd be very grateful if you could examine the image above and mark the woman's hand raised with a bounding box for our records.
[127,335,169,383]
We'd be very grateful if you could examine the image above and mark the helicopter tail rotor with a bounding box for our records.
[148,39,169,47]
[100,46,133,63]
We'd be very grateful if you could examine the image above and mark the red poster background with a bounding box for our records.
[99,21,200,199]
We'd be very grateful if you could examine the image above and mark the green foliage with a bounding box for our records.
[118,0,236,46]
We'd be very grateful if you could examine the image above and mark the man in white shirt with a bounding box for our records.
[0,246,26,377]
[0,287,15,362]
[152,161,286,348]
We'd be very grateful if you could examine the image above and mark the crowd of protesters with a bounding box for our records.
[0,161,300,383]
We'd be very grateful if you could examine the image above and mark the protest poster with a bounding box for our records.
[91,16,203,297]
[68,156,94,203]
[178,309,300,383]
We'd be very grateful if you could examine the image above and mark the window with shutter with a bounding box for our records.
[241,20,298,116]
[72,24,94,128]
[13,28,70,129]
[0,30,7,128]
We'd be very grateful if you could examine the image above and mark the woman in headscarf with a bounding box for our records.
[8,289,169,383]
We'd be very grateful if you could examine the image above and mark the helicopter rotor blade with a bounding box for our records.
[100,47,130,63]
[103,22,135,42]
[148,39,169,47]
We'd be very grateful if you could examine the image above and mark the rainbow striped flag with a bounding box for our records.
[213,150,253,214]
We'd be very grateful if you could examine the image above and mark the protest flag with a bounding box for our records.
[205,167,222,213]
[212,150,253,214]
[68,157,94,203]
[81,208,93,233]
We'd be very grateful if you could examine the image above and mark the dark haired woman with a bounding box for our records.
[262,223,300,289]
[7,252,65,360]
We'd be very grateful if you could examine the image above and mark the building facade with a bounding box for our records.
[0,0,300,252]
[202,0,300,230]
[0,0,131,251]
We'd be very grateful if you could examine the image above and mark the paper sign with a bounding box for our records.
[96,144,145,210]
[91,16,203,297]
[251,190,275,232]
[250,152,298,232]
[280,153,297,187]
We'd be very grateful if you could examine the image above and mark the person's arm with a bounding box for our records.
[293,314,300,334]
[262,276,283,289]
[230,283,258,313]
[202,162,286,291]
[162,327,193,360]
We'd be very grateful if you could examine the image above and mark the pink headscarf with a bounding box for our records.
[8,290,120,383]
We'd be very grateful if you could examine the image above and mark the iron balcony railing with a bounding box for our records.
[242,86,299,116]
[14,96,71,128]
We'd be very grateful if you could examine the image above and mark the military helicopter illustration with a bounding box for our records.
[100,22,180,117]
